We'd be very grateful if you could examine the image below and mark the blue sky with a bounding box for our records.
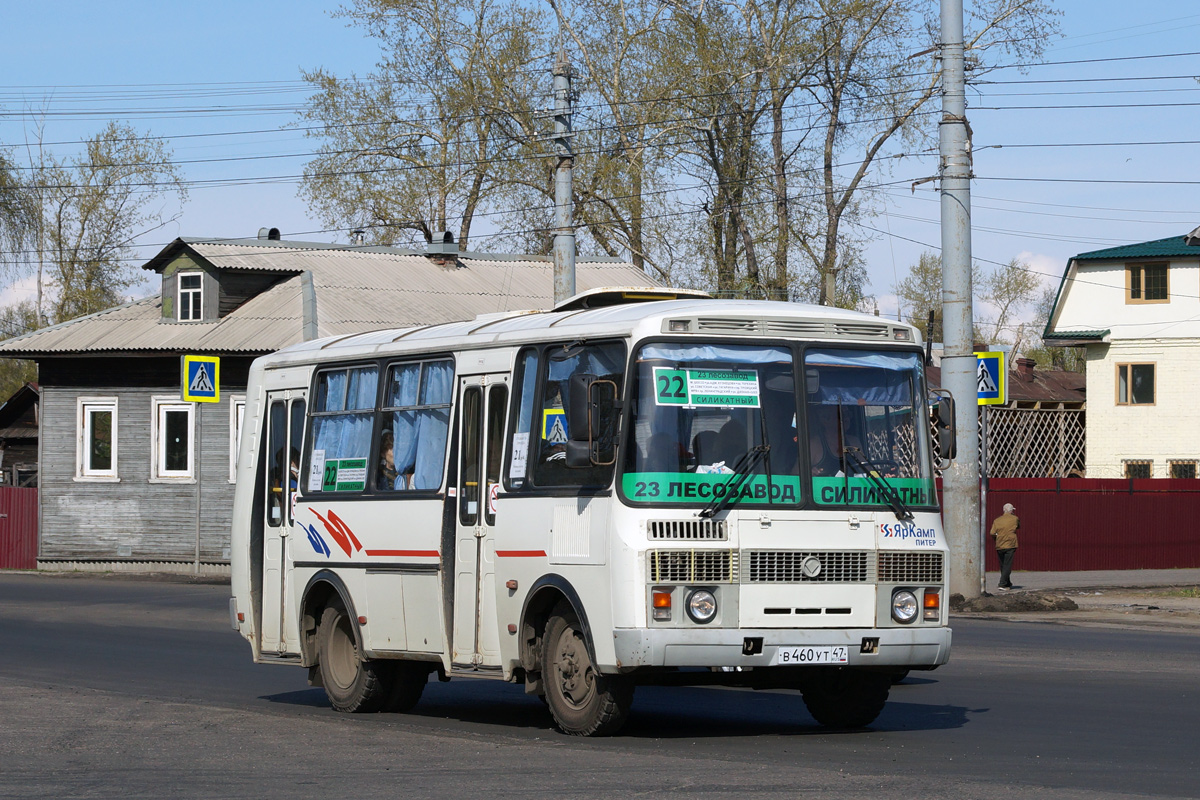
[2,1,1198,328]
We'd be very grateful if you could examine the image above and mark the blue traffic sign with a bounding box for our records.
[975,351,1006,406]
[182,355,220,403]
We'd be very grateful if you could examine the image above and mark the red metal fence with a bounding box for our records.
[0,487,37,569]
[978,478,1200,572]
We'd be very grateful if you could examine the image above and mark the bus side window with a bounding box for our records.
[267,401,286,526]
[308,365,378,493]
[379,358,454,492]
[531,341,625,488]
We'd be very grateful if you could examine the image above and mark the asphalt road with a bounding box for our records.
[0,573,1196,799]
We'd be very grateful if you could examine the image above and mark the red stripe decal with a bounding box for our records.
[364,550,441,557]
[495,550,547,558]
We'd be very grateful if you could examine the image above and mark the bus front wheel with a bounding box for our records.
[801,668,891,729]
[542,610,633,736]
[317,599,390,713]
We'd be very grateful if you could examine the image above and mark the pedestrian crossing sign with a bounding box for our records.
[975,351,1005,406]
[182,355,220,403]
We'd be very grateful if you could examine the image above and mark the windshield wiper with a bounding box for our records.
[841,447,914,522]
[698,445,770,519]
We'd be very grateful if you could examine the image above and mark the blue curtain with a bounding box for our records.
[319,370,348,412]
[387,359,453,490]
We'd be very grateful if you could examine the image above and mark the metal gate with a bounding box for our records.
[0,487,38,569]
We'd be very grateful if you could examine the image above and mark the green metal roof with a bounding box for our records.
[1073,235,1200,262]
[1043,329,1108,341]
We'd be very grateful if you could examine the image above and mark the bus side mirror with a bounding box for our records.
[931,391,957,463]
[565,373,619,468]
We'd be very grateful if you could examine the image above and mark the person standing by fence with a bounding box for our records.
[990,503,1020,590]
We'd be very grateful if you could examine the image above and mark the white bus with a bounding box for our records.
[230,289,956,736]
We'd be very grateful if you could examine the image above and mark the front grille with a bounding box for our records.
[648,549,738,583]
[745,551,871,583]
[648,519,728,541]
[877,551,944,583]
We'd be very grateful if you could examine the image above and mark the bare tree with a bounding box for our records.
[28,122,187,321]
[300,0,547,250]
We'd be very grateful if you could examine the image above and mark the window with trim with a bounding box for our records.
[1124,460,1152,479]
[307,365,378,493]
[1169,460,1196,479]
[152,397,194,479]
[1126,263,1168,303]
[1116,363,1155,405]
[229,395,246,482]
[377,358,453,492]
[77,397,118,479]
[179,272,203,320]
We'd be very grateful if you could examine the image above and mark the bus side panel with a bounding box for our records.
[491,495,621,672]
[294,497,447,657]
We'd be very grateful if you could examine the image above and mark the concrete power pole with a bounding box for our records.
[552,51,576,306]
[939,0,982,598]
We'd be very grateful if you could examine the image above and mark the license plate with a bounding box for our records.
[772,645,849,665]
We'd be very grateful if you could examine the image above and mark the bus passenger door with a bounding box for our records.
[452,375,508,668]
[261,391,306,655]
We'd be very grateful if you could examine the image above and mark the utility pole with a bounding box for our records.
[552,51,576,306]
[939,0,982,598]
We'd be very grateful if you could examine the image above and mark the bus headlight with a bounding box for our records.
[891,590,919,624]
[686,589,717,624]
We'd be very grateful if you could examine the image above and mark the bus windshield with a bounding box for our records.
[804,348,936,509]
[622,343,802,506]
[620,342,936,511]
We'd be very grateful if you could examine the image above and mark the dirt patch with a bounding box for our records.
[950,591,1078,612]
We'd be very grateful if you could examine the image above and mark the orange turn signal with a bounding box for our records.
[653,591,672,608]
[923,591,940,621]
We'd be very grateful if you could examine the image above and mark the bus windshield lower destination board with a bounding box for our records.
[653,367,760,408]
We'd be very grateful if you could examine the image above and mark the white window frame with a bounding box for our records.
[229,395,246,483]
[178,271,203,321]
[76,397,119,481]
[151,396,195,482]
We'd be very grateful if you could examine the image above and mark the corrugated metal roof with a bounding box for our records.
[0,239,657,356]
[1043,329,1108,341]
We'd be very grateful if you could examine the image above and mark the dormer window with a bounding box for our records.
[179,273,203,320]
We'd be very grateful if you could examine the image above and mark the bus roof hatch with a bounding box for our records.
[552,286,712,312]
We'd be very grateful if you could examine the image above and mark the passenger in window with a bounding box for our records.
[378,430,398,490]
[274,447,300,491]
[288,449,300,489]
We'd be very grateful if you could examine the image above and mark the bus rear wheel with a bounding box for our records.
[801,668,891,729]
[542,610,633,736]
[317,599,390,713]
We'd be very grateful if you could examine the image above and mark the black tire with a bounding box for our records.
[317,599,390,713]
[541,609,633,736]
[801,668,891,729]
[384,662,429,713]
[890,668,911,684]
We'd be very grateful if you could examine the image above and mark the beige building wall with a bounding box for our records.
[1085,338,1200,477]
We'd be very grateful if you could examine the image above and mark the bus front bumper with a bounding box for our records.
[611,626,951,669]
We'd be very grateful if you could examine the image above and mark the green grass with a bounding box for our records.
[1161,587,1200,598]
